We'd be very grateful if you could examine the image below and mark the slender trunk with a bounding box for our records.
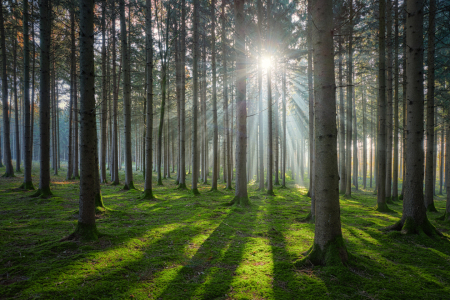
[222,1,231,190]
[363,91,366,189]
[178,0,186,188]
[191,0,200,194]
[112,3,119,185]
[22,0,33,188]
[392,0,399,200]
[338,35,346,193]
[353,90,358,190]
[439,127,444,195]
[282,63,287,187]
[345,0,353,197]
[120,0,134,189]
[67,10,75,180]
[13,35,20,172]
[211,0,218,190]
[386,0,393,201]
[100,0,107,183]
[425,0,436,211]
[230,0,249,206]
[377,0,388,211]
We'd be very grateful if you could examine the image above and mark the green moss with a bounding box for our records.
[140,189,155,200]
[386,197,394,204]
[111,181,120,186]
[2,172,15,177]
[375,202,392,212]
[267,189,275,196]
[295,236,348,267]
[176,183,187,190]
[68,221,99,241]
[401,217,441,237]
[228,196,250,206]
[123,181,136,190]
[399,193,404,200]
[436,212,450,222]
[191,188,200,195]
[19,181,35,190]
[30,187,53,198]
[301,211,315,223]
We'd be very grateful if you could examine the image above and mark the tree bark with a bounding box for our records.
[392,0,399,200]
[299,0,348,266]
[111,2,119,185]
[281,63,287,187]
[70,0,99,241]
[387,0,440,236]
[424,0,437,212]
[191,0,200,195]
[120,0,134,190]
[386,0,393,203]
[376,0,388,211]
[229,0,249,206]
[338,34,346,193]
[13,33,20,172]
[222,0,231,190]
[211,0,218,190]
[100,0,107,183]
[345,0,353,198]
[21,0,33,189]
[32,0,52,196]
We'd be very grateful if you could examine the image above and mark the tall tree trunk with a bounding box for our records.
[281,63,287,187]
[392,0,399,200]
[111,3,119,185]
[370,96,373,188]
[266,0,274,196]
[307,0,314,203]
[425,0,436,211]
[345,0,353,198]
[386,0,393,202]
[69,0,99,241]
[30,16,35,166]
[437,121,449,221]
[257,0,264,191]
[32,0,52,196]
[67,9,75,180]
[400,6,406,199]
[143,0,153,199]
[211,0,218,190]
[201,29,207,183]
[299,0,348,265]
[376,0,388,211]
[191,0,200,195]
[177,0,187,189]
[21,0,33,189]
[120,0,134,189]
[387,0,439,236]
[362,91,367,189]
[222,0,231,190]
[229,0,249,206]
[353,91,358,190]
[439,127,444,195]
[13,35,20,172]
[338,34,346,193]
[100,0,107,183]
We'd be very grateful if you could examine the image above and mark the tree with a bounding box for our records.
[376,0,388,212]
[0,0,13,177]
[424,0,437,212]
[120,0,135,190]
[21,0,34,190]
[338,34,345,194]
[100,0,108,183]
[191,0,200,195]
[387,0,440,236]
[229,0,249,206]
[111,1,119,185]
[210,0,218,191]
[68,0,99,241]
[142,0,154,200]
[345,0,353,198]
[257,0,264,192]
[266,0,274,196]
[392,0,399,201]
[385,0,393,203]
[298,0,348,266]
[32,0,52,197]
[437,119,449,222]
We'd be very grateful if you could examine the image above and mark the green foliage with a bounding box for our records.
[0,165,449,299]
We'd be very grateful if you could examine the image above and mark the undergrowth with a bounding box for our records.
[0,163,449,299]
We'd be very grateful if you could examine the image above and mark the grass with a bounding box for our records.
[0,163,449,299]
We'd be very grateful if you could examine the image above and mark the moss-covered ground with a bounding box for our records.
[1,164,449,299]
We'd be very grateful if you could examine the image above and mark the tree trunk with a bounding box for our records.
[177,0,187,189]
[281,63,287,187]
[338,34,346,194]
[392,0,399,200]
[100,0,107,183]
[211,0,218,190]
[387,0,440,236]
[70,0,99,241]
[439,127,444,195]
[437,121,449,221]
[13,35,20,172]
[385,0,393,203]
[229,0,249,206]
[32,0,52,196]
[143,0,153,199]
[299,0,348,266]
[353,91,358,190]
[425,0,436,211]
[362,91,366,189]
[120,0,134,190]
[21,0,33,189]
[222,0,231,190]
[111,3,119,185]
[191,0,200,195]
[66,9,75,180]
[345,0,353,198]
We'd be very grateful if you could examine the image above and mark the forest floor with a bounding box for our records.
[0,164,449,300]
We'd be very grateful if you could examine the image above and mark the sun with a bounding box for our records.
[261,56,272,69]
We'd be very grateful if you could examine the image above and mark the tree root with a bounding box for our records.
[294,236,348,267]
[228,195,250,206]
[19,181,35,190]
[30,187,53,198]
[385,217,442,237]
